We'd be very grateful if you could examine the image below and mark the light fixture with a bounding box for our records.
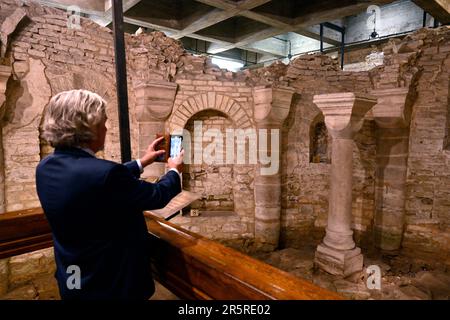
[370,9,379,39]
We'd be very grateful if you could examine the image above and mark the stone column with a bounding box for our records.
[0,65,11,214]
[134,81,177,181]
[314,93,377,276]
[253,86,295,251]
[371,88,413,252]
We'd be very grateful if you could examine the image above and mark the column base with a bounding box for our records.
[314,243,363,277]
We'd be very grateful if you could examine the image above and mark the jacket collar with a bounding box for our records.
[54,147,96,158]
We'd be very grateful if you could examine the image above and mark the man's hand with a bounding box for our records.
[139,136,165,168]
[167,149,184,173]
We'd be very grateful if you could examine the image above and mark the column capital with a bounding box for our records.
[313,92,377,139]
[253,85,296,126]
[370,88,413,129]
[134,80,178,122]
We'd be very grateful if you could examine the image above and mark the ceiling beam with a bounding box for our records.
[173,9,237,39]
[123,16,180,34]
[205,0,397,54]
[412,0,450,24]
[239,10,292,29]
[105,0,142,16]
[295,26,341,46]
[193,0,271,11]
[240,39,286,57]
[171,0,272,39]
[291,0,396,28]
[208,27,281,54]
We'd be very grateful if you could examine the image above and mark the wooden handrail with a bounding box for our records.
[0,208,53,259]
[0,208,343,300]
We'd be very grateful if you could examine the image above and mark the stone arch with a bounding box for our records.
[168,92,254,133]
[39,66,118,160]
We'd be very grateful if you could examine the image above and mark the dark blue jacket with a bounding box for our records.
[35,147,181,300]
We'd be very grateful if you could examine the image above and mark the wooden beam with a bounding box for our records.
[0,208,53,259]
[146,214,343,300]
[412,0,450,24]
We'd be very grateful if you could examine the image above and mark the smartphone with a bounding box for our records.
[170,135,183,158]
[154,134,183,162]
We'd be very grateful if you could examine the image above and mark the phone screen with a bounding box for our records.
[170,135,183,158]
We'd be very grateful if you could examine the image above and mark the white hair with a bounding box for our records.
[42,90,106,148]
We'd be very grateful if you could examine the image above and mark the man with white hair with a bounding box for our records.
[36,89,183,300]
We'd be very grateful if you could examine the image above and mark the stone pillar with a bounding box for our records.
[314,93,377,276]
[371,88,413,252]
[0,65,11,214]
[134,81,177,181]
[253,86,295,251]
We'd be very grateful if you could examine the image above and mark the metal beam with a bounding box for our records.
[112,0,132,163]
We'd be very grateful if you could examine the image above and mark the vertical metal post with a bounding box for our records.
[340,27,345,70]
[112,0,132,163]
[320,23,324,53]
[433,17,439,28]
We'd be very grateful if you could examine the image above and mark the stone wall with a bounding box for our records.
[0,247,58,299]
[0,0,450,301]
[245,55,377,248]
[1,0,120,212]
[399,28,450,266]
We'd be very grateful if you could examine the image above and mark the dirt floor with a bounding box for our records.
[251,246,450,300]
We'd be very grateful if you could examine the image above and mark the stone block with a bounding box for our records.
[32,274,60,300]
[1,284,38,300]
[8,248,56,288]
[27,49,45,58]
[0,259,9,296]
[315,244,363,277]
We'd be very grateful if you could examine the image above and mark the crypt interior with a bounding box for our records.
[0,0,450,300]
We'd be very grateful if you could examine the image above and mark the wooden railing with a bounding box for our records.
[0,208,342,300]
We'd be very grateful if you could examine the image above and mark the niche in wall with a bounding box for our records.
[310,115,331,164]
[183,109,235,214]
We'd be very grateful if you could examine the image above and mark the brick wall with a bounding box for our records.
[249,54,378,248]
[0,1,449,278]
